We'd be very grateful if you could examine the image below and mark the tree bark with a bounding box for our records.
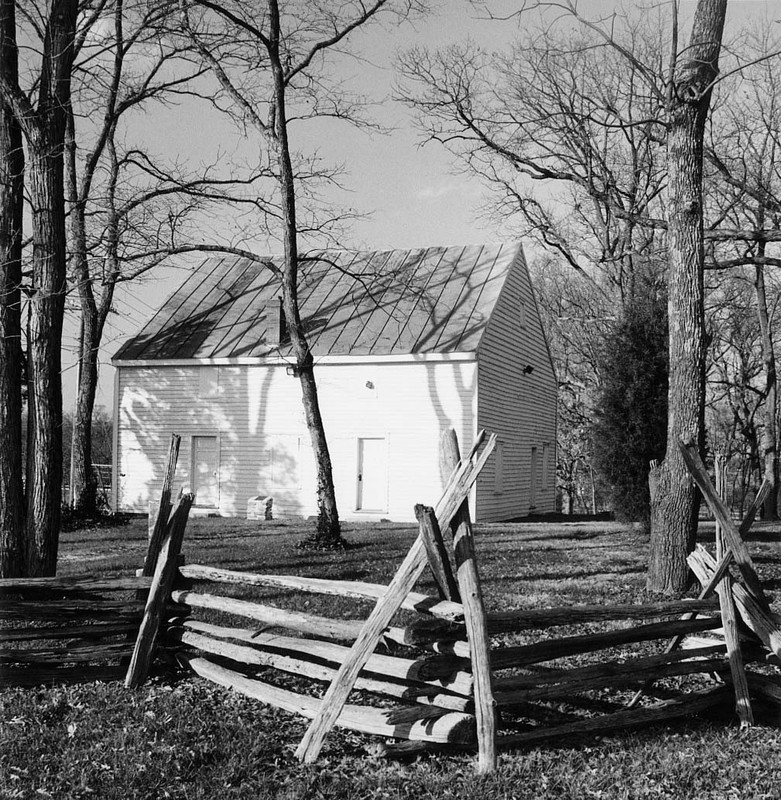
[755,257,778,519]
[65,104,111,516]
[63,2,129,517]
[648,0,728,594]
[17,0,78,575]
[268,0,342,547]
[70,314,102,513]
[0,0,25,577]
[25,146,68,576]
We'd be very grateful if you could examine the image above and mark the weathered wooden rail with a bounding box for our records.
[155,433,781,773]
[163,562,741,746]
[0,574,153,687]
[2,431,780,777]
[0,435,188,690]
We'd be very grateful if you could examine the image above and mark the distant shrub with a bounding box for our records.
[591,292,668,526]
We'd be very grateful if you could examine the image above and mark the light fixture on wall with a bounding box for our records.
[365,380,374,390]
[286,365,299,377]
[523,364,534,375]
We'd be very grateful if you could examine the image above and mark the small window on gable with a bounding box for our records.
[519,300,527,329]
[360,377,378,400]
[494,440,504,494]
[198,366,220,398]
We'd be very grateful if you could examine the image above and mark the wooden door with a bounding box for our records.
[192,436,219,507]
[356,438,387,512]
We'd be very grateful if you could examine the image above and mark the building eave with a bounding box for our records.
[111,351,479,368]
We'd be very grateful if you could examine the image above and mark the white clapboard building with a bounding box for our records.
[111,243,556,522]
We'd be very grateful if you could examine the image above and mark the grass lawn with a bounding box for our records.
[2,514,781,799]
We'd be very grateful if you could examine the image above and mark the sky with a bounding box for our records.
[64,0,781,412]
[65,0,502,410]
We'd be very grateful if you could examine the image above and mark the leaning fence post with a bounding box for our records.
[716,576,754,727]
[294,433,496,766]
[712,454,753,727]
[415,504,460,602]
[688,547,754,727]
[125,493,193,689]
[714,454,727,562]
[679,441,770,607]
[440,428,496,774]
[627,476,772,710]
[142,434,181,577]
[294,526,436,762]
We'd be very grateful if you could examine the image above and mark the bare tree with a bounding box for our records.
[0,0,25,575]
[398,14,670,305]
[529,255,609,514]
[399,0,744,593]
[642,0,727,592]
[0,0,79,576]
[706,270,773,516]
[65,0,217,515]
[177,0,420,548]
[397,9,673,531]
[706,23,781,518]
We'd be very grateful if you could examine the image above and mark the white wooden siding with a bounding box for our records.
[475,248,557,521]
[116,359,477,522]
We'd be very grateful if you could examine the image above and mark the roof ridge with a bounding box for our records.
[253,240,524,260]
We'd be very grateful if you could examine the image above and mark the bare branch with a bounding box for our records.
[285,0,395,85]
[178,0,271,136]
[120,243,281,275]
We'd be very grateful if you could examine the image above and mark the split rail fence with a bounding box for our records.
[129,431,781,773]
[0,437,187,688]
[0,574,152,688]
[2,432,780,775]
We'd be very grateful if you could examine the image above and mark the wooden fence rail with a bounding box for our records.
[4,429,781,777]
[161,434,781,772]
[164,554,771,765]
[0,574,152,688]
[177,563,465,621]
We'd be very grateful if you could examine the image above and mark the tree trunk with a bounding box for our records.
[70,314,102,514]
[281,273,342,547]
[648,0,727,595]
[269,0,343,548]
[25,147,68,576]
[279,265,342,546]
[0,0,25,577]
[296,356,342,543]
[755,258,778,519]
[0,0,78,575]
[23,0,78,575]
[69,285,114,519]
[65,104,107,517]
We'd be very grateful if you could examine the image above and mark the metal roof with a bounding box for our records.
[113,243,523,362]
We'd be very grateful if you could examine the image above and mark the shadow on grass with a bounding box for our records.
[494,564,646,584]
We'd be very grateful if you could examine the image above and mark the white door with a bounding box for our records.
[356,438,387,512]
[192,436,219,507]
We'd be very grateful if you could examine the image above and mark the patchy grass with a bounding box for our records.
[3,515,781,799]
